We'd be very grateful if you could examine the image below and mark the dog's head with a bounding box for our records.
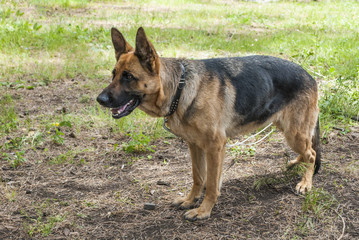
[97,27,165,119]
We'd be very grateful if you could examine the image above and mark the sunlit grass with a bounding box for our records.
[0,0,358,131]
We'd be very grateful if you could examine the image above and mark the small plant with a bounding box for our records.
[50,148,84,165]
[28,131,44,147]
[77,212,87,219]
[48,121,72,145]
[113,143,119,151]
[33,22,42,31]
[51,128,65,145]
[302,187,337,217]
[50,151,72,165]
[49,148,87,165]
[0,95,18,135]
[114,192,133,206]
[295,215,315,236]
[294,187,338,236]
[83,200,97,208]
[3,136,25,150]
[122,132,155,153]
[27,214,66,237]
[2,151,27,168]
[229,145,256,158]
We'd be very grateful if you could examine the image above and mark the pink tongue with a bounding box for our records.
[111,100,133,114]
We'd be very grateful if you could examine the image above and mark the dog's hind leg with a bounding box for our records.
[285,132,316,193]
[276,93,319,193]
[172,143,206,209]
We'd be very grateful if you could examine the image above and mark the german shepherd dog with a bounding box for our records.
[97,27,321,221]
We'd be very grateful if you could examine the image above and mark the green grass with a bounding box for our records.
[29,0,90,9]
[294,187,339,236]
[1,1,358,122]
[24,210,67,237]
[0,95,18,135]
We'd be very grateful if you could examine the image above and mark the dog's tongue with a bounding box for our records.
[111,99,134,115]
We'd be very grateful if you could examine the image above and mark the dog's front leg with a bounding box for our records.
[172,143,206,209]
[183,138,226,221]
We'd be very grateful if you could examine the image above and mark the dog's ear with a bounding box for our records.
[111,28,134,61]
[135,27,160,74]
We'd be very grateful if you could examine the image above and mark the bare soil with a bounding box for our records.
[1,79,358,239]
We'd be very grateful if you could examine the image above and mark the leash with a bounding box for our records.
[226,123,274,147]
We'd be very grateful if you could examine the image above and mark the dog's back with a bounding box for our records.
[199,56,317,125]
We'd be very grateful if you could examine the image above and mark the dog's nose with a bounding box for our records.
[97,92,109,106]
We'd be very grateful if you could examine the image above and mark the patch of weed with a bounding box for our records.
[229,145,256,159]
[46,120,72,145]
[0,95,18,135]
[295,187,338,236]
[114,191,133,206]
[122,132,155,153]
[30,0,89,9]
[49,148,87,165]
[2,136,26,150]
[2,150,27,168]
[51,128,65,145]
[28,131,45,148]
[320,77,359,125]
[302,187,338,217]
[295,215,316,237]
[26,213,66,237]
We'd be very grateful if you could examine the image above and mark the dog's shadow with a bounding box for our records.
[207,169,303,218]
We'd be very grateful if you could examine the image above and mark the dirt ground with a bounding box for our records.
[0,79,358,239]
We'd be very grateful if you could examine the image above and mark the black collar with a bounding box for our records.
[165,63,186,117]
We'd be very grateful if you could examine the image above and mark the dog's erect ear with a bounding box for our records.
[135,27,159,74]
[111,27,134,61]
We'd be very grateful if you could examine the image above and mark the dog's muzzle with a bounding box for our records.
[97,90,141,119]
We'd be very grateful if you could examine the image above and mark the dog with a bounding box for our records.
[97,27,321,221]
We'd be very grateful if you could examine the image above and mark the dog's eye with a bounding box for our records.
[122,71,136,82]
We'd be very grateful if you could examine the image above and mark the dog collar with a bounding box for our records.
[165,63,186,117]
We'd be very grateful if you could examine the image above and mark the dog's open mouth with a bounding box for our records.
[111,97,141,119]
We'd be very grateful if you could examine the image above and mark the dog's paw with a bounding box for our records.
[172,197,195,210]
[296,180,312,194]
[179,201,195,210]
[183,208,210,221]
[171,197,186,206]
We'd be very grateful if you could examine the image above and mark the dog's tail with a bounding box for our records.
[312,117,321,174]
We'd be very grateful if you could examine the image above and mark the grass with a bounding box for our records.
[0,95,18,135]
[295,187,339,236]
[1,1,358,127]
[23,208,67,237]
